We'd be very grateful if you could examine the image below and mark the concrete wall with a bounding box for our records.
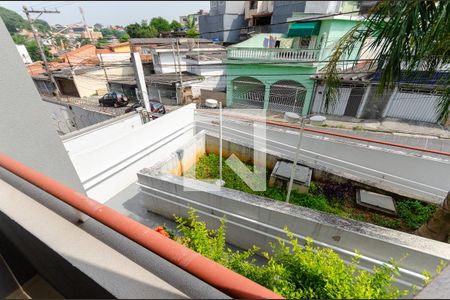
[43,99,114,135]
[0,19,85,194]
[271,1,306,33]
[138,170,450,292]
[199,14,245,43]
[74,66,135,97]
[63,104,197,203]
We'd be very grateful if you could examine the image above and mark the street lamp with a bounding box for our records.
[284,112,325,203]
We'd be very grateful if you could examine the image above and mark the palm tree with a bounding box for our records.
[323,0,450,242]
[186,15,197,31]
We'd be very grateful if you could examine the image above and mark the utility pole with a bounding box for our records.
[23,6,61,97]
[79,6,93,42]
[98,53,110,92]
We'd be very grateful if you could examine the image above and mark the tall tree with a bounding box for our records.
[170,20,183,31]
[323,0,450,241]
[150,16,171,33]
[125,22,158,38]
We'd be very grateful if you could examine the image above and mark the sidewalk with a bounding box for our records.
[219,108,450,154]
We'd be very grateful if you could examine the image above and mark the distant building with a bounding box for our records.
[179,9,209,31]
[94,23,103,30]
[199,1,246,44]
[16,44,32,64]
[129,38,212,63]
[81,30,103,40]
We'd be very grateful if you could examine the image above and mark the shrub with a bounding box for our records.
[174,208,410,299]
[396,200,437,230]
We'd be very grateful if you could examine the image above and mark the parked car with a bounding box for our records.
[124,100,166,115]
[99,92,129,107]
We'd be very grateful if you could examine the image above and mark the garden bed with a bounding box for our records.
[185,153,437,234]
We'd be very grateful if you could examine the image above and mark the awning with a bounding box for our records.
[287,21,320,37]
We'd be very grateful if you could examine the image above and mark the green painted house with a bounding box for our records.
[226,14,362,115]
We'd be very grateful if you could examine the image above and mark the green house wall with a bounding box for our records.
[226,18,361,116]
[226,63,317,116]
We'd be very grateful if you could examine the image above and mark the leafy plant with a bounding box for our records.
[397,200,437,230]
[188,154,434,232]
[174,208,411,299]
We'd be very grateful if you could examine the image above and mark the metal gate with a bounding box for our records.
[383,87,440,123]
[268,80,307,114]
[231,77,265,109]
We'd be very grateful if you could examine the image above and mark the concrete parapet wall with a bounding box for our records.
[137,171,450,292]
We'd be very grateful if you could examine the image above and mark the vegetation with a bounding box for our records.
[100,27,129,41]
[125,21,158,38]
[185,15,200,37]
[173,208,411,299]
[170,20,183,31]
[187,153,437,232]
[323,0,450,124]
[150,16,171,33]
[0,6,27,33]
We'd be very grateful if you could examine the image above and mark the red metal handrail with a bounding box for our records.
[196,110,450,157]
[0,153,282,299]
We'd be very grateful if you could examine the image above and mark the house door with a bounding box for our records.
[343,87,364,117]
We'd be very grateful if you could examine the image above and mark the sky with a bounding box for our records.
[0,1,209,26]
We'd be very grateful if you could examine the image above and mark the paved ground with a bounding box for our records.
[195,111,450,205]
[214,108,450,154]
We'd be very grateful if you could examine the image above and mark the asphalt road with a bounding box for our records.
[195,112,450,205]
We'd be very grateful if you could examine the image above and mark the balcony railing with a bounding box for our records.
[228,47,319,63]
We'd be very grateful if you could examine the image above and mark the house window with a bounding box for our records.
[250,1,258,9]
[299,37,311,48]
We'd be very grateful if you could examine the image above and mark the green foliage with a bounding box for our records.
[372,214,401,230]
[170,20,183,31]
[0,6,27,33]
[95,37,108,48]
[12,33,27,44]
[189,154,434,232]
[186,28,200,38]
[397,200,437,230]
[175,208,410,299]
[323,0,450,123]
[100,27,128,40]
[118,33,129,43]
[125,22,158,38]
[31,19,50,33]
[22,39,53,62]
[150,16,171,33]
[185,14,196,30]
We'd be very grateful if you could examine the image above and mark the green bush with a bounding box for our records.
[372,214,401,230]
[188,154,433,232]
[174,208,410,299]
[396,200,437,230]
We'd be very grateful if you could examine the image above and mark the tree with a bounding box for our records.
[186,28,200,38]
[0,6,27,33]
[12,33,28,45]
[185,15,197,31]
[323,0,450,241]
[25,40,54,62]
[95,37,108,48]
[170,20,183,31]
[119,33,129,43]
[29,19,50,34]
[125,22,158,38]
[150,16,171,33]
